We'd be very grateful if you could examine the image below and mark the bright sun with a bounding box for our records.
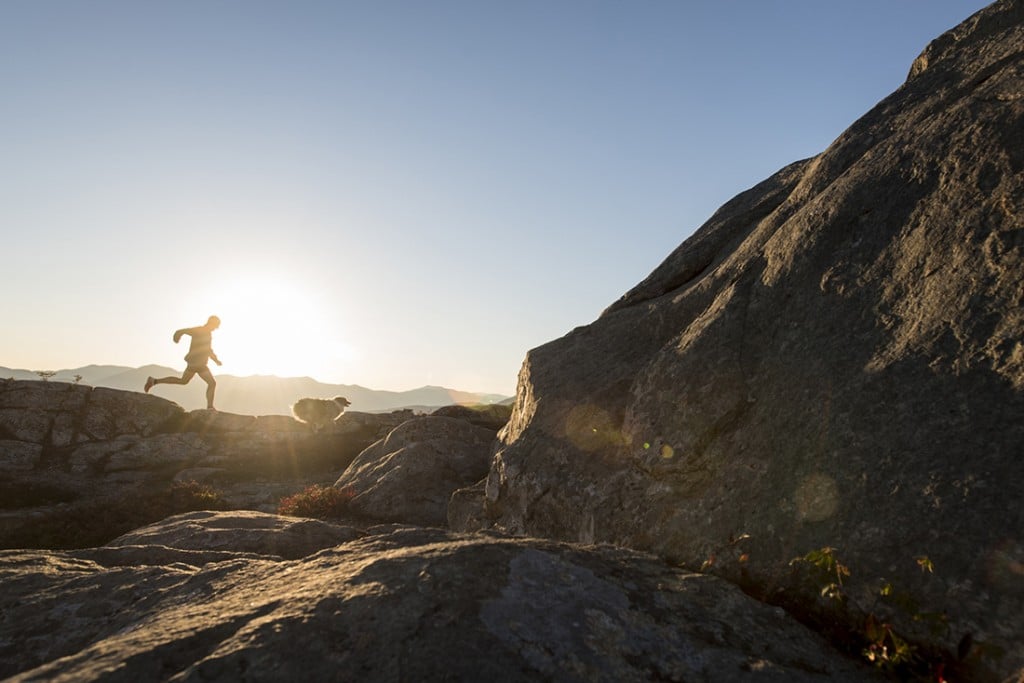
[199,275,354,379]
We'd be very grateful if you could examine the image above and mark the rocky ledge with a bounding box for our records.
[0,379,504,548]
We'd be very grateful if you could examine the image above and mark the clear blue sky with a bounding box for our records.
[0,1,991,395]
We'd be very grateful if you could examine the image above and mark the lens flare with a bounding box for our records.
[794,473,840,522]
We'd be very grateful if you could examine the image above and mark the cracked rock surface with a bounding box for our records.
[0,514,880,682]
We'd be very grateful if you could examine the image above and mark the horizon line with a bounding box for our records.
[0,363,514,398]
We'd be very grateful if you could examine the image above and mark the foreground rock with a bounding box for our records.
[0,512,879,682]
[457,2,1024,680]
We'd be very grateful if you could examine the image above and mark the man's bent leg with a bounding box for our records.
[153,368,197,387]
[197,367,217,410]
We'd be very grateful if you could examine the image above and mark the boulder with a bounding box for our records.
[336,416,497,526]
[333,408,418,437]
[0,380,184,447]
[0,379,90,412]
[430,403,513,431]
[79,387,186,441]
[464,2,1024,680]
[0,517,881,682]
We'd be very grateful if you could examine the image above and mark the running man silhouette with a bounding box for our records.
[145,315,222,410]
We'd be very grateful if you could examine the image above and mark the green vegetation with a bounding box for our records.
[790,546,850,602]
[789,546,943,678]
[167,479,228,511]
[278,484,356,519]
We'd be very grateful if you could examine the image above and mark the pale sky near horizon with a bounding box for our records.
[1,1,992,395]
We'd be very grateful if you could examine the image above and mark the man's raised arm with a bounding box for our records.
[172,327,194,344]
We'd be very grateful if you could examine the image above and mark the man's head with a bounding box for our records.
[206,315,221,330]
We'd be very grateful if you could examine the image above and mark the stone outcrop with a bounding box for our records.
[335,416,498,527]
[0,380,432,548]
[457,2,1024,680]
[0,512,880,682]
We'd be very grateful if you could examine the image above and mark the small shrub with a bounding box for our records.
[278,484,356,519]
[168,479,228,512]
[789,546,850,602]
[789,547,960,678]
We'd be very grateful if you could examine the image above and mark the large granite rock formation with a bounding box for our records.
[456,2,1024,680]
[0,512,880,682]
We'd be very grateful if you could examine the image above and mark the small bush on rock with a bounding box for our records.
[787,546,968,680]
[278,485,356,519]
[168,480,228,512]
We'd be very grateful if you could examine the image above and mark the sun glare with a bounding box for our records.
[200,275,354,379]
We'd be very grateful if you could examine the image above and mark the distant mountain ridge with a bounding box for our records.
[0,365,511,415]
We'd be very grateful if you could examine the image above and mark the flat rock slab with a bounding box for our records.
[107,509,366,560]
[0,514,880,682]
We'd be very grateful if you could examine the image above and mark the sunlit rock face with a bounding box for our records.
[0,513,881,682]
[466,1,1024,679]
